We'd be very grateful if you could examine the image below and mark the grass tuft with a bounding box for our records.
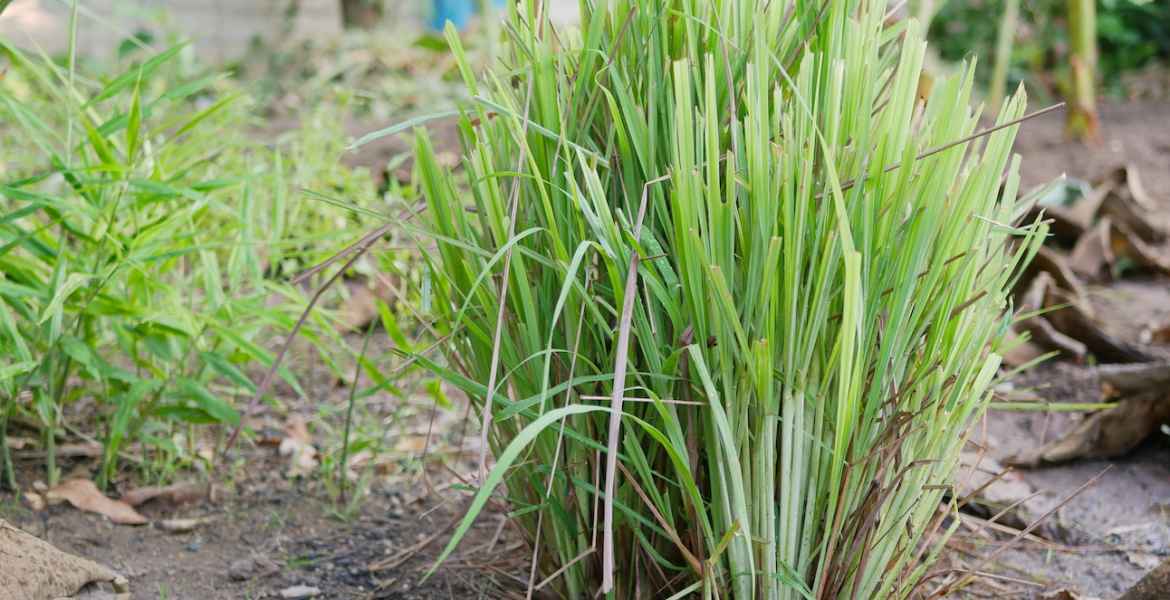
[406,0,1045,597]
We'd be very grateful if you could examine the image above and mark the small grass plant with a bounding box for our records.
[402,0,1047,597]
[0,28,378,489]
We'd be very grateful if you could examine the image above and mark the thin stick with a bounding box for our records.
[338,321,375,505]
[930,466,1111,598]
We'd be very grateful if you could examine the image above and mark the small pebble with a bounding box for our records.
[280,585,322,599]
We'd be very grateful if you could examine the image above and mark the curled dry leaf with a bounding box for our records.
[1066,177,1114,231]
[121,481,207,508]
[279,415,318,478]
[46,479,148,526]
[1018,264,1153,363]
[339,275,399,332]
[1068,218,1114,281]
[1096,362,1170,395]
[1111,222,1170,276]
[1043,285,1154,363]
[1006,391,1170,468]
[1021,247,1092,313]
[1017,273,1088,361]
[15,442,103,459]
[56,442,104,458]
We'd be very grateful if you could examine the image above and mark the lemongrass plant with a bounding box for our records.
[407,0,1045,597]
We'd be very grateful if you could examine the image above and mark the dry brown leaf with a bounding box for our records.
[1068,217,1114,281]
[339,275,399,332]
[1006,391,1170,467]
[1016,273,1087,360]
[279,415,318,478]
[1097,166,1165,242]
[1111,222,1170,276]
[1001,334,1048,368]
[1120,165,1157,211]
[1042,284,1153,363]
[1096,363,1170,395]
[1021,247,1092,315]
[393,434,428,453]
[1067,177,1114,229]
[121,481,207,508]
[46,479,148,526]
[52,442,103,458]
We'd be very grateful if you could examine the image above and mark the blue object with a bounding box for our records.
[430,0,506,31]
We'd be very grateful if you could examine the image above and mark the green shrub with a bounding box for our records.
[407,0,1045,597]
[930,0,1170,96]
[0,40,366,488]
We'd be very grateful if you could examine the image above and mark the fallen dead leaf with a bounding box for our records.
[1006,391,1170,467]
[1068,217,1114,281]
[121,481,207,508]
[1097,171,1167,243]
[339,275,400,332]
[279,415,319,478]
[1096,362,1170,395]
[1027,202,1087,244]
[393,434,428,453]
[46,479,148,526]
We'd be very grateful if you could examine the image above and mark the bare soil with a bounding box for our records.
[1,447,527,599]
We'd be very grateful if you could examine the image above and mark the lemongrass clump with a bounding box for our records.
[410,0,1044,597]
